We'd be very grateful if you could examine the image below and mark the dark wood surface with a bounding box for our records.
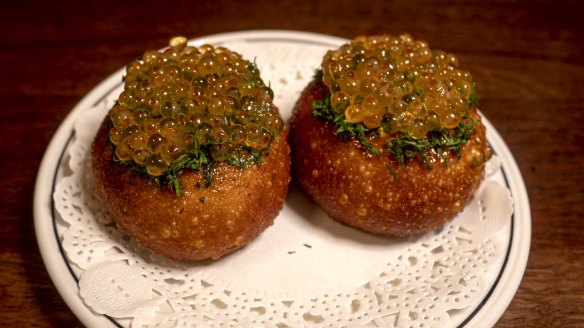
[1,0,582,326]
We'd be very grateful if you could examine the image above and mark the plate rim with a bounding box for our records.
[33,29,531,328]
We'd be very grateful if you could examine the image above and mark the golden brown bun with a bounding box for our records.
[92,118,291,261]
[290,80,491,236]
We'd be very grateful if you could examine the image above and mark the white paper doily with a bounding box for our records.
[36,30,530,328]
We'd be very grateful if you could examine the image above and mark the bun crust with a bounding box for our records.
[92,118,291,261]
[290,80,490,236]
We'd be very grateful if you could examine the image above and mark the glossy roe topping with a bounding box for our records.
[108,36,283,178]
[321,34,475,139]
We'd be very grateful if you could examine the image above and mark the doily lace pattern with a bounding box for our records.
[52,36,513,328]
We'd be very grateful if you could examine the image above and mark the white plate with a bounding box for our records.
[34,30,531,328]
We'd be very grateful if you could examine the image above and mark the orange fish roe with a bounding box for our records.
[321,34,475,139]
[108,36,283,179]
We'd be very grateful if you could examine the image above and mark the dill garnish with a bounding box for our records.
[118,141,265,196]
[311,86,477,172]
[312,94,380,157]
[386,119,477,169]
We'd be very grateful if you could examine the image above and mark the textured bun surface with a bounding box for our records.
[92,118,290,261]
[290,80,490,236]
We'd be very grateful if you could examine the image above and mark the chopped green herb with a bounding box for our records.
[472,156,480,168]
[115,138,268,196]
[385,163,400,181]
[312,94,380,157]
[311,88,477,174]
[386,120,477,168]
[203,163,215,188]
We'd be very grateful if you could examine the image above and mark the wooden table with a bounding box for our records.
[1,0,582,326]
